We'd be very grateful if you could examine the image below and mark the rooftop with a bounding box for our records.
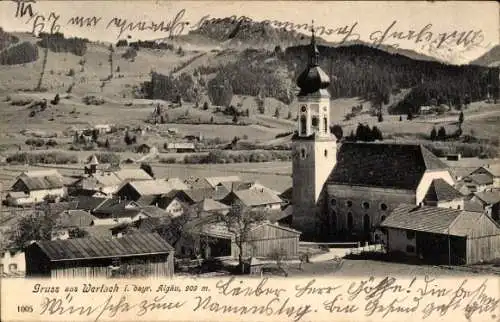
[33,233,173,261]
[328,142,448,190]
[424,179,463,202]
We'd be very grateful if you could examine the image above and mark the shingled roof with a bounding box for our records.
[15,171,65,191]
[381,204,483,237]
[32,233,173,261]
[328,142,448,190]
[424,179,463,202]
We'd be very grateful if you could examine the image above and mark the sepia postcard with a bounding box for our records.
[0,1,499,321]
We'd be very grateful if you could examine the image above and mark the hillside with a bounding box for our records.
[470,45,500,67]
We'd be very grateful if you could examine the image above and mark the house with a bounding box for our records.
[221,189,283,211]
[6,170,66,206]
[157,196,187,218]
[196,198,231,217]
[69,196,109,212]
[449,167,474,182]
[279,187,293,204]
[166,142,196,153]
[183,177,213,189]
[422,178,464,209]
[0,249,25,277]
[182,221,301,259]
[267,204,294,227]
[25,233,175,278]
[115,179,189,205]
[470,191,500,210]
[469,164,500,188]
[205,176,242,188]
[162,187,227,206]
[460,173,494,193]
[51,210,97,240]
[93,124,112,134]
[381,204,500,265]
[91,199,147,225]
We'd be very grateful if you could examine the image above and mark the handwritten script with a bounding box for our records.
[21,276,498,322]
[10,0,485,51]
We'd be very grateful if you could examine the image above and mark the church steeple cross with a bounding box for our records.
[309,20,320,67]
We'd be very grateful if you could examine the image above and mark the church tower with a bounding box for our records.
[291,25,337,238]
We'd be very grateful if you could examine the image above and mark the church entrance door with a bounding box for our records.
[363,214,370,241]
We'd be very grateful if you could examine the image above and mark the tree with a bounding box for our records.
[140,163,154,178]
[50,94,60,105]
[459,111,464,125]
[407,110,413,121]
[287,110,292,119]
[210,116,214,123]
[232,114,238,124]
[207,73,233,107]
[399,115,403,122]
[203,102,209,110]
[104,138,110,149]
[430,127,437,141]
[91,129,99,142]
[377,113,383,122]
[221,204,266,273]
[8,208,55,249]
[371,126,383,141]
[124,131,133,145]
[36,34,50,91]
[68,227,88,239]
[438,126,447,140]
[108,44,114,79]
[330,124,343,141]
[274,107,280,118]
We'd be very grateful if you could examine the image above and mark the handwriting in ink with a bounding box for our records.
[13,0,35,19]
[215,277,286,298]
[193,295,312,322]
[67,15,102,28]
[294,279,342,298]
[106,9,189,39]
[347,276,406,302]
[39,294,185,322]
[365,296,422,318]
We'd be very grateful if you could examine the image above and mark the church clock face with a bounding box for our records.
[301,105,307,113]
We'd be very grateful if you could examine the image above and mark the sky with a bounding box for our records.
[0,1,498,64]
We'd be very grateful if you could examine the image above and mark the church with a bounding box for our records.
[290,27,456,242]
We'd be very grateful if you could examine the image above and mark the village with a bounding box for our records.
[1,12,500,280]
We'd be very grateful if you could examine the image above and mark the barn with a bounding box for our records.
[381,204,500,265]
[25,233,175,278]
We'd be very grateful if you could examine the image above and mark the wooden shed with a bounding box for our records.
[382,204,500,265]
[25,233,175,278]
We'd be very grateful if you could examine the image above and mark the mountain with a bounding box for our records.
[470,45,500,67]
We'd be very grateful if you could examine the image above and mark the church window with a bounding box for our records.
[300,116,307,135]
[406,231,415,240]
[323,117,328,133]
[346,200,353,207]
[311,116,319,127]
[347,212,353,230]
[363,214,370,233]
[362,201,370,209]
[381,215,386,222]
[301,105,307,113]
[300,148,307,159]
[380,203,388,211]
[8,263,17,272]
[324,149,328,157]
[331,210,337,229]
[330,198,336,206]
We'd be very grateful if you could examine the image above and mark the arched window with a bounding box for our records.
[362,201,370,209]
[300,116,307,135]
[324,117,328,133]
[380,203,388,211]
[311,116,319,128]
[346,200,353,207]
[331,210,337,230]
[301,148,307,159]
[347,212,353,230]
[330,198,337,206]
[324,149,328,157]
[381,215,386,222]
[363,214,370,233]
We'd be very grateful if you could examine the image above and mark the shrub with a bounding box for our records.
[159,157,177,164]
[9,95,33,106]
[6,151,78,164]
[92,152,120,164]
[25,138,45,147]
[122,47,137,60]
[37,32,88,56]
[66,68,75,77]
[82,95,105,105]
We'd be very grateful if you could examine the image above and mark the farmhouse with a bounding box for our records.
[166,142,196,153]
[50,210,97,240]
[1,249,25,277]
[469,164,500,188]
[115,179,188,205]
[157,196,187,217]
[470,191,500,210]
[25,233,175,278]
[381,204,500,265]
[221,189,284,211]
[91,199,147,225]
[6,170,66,206]
[422,178,464,209]
[460,173,494,193]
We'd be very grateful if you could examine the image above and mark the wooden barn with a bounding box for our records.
[185,221,301,259]
[25,233,175,278]
[381,204,500,265]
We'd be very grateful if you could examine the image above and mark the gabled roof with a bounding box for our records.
[15,172,65,191]
[82,225,114,238]
[33,233,173,261]
[464,198,485,212]
[120,179,188,196]
[114,168,153,181]
[92,198,141,217]
[181,188,219,203]
[475,164,500,177]
[328,143,448,190]
[223,189,283,207]
[72,196,109,211]
[424,179,463,202]
[464,174,494,185]
[205,176,242,188]
[183,177,213,189]
[280,187,293,201]
[55,210,96,228]
[140,206,169,218]
[198,198,231,212]
[473,191,500,205]
[381,204,484,237]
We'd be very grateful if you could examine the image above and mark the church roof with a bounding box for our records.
[328,142,448,190]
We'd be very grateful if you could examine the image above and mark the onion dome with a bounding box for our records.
[296,24,330,96]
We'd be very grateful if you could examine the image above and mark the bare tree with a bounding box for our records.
[221,204,266,274]
[36,36,49,91]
